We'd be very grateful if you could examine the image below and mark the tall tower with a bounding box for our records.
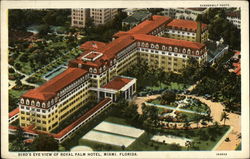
[196,21,202,43]
[71,8,90,28]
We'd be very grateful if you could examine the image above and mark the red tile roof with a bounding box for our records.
[80,41,106,51]
[167,19,207,31]
[53,98,111,138]
[234,65,241,75]
[23,139,34,144]
[133,34,205,50]
[9,107,19,118]
[114,15,171,38]
[102,76,133,90]
[74,35,136,69]
[102,35,136,60]
[22,67,88,101]
[128,15,171,35]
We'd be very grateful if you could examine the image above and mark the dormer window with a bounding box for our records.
[162,45,165,50]
[42,103,46,108]
[20,98,24,104]
[137,42,140,46]
[141,42,145,47]
[89,68,93,73]
[196,50,199,55]
[187,49,191,54]
[26,99,30,105]
[31,100,35,106]
[93,68,97,73]
[169,46,172,51]
[174,47,178,52]
[183,49,186,53]
[36,101,40,107]
[150,44,154,49]
[155,44,159,49]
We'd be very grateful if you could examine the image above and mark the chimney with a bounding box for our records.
[196,21,202,43]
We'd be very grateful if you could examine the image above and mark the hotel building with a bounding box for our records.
[14,15,207,141]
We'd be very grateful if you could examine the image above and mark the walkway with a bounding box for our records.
[134,94,241,151]
[145,102,208,116]
[8,64,39,89]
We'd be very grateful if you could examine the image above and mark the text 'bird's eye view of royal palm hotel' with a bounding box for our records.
[7,7,243,152]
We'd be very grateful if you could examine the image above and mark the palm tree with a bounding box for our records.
[202,114,213,126]
[220,111,229,125]
[185,141,192,150]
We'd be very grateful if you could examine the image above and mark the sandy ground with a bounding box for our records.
[134,94,241,151]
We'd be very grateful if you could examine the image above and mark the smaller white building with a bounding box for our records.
[90,76,137,102]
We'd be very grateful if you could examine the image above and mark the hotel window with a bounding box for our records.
[20,99,24,104]
[26,99,30,105]
[169,47,172,51]
[21,106,24,109]
[89,68,93,73]
[36,102,40,107]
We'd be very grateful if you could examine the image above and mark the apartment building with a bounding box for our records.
[17,15,207,135]
[226,10,241,29]
[71,8,118,28]
[90,8,118,25]
[162,8,208,21]
[71,9,90,28]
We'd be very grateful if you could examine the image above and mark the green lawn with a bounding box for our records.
[9,89,27,99]
[127,132,184,151]
[147,82,189,91]
[158,125,230,150]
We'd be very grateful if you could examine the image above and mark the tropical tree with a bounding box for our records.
[185,141,192,150]
[31,134,58,151]
[161,91,176,105]
[220,111,230,125]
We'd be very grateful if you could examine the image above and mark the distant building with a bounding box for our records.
[122,8,141,16]
[71,9,90,28]
[122,10,152,28]
[71,8,118,28]
[90,8,118,26]
[162,8,208,21]
[226,10,241,29]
